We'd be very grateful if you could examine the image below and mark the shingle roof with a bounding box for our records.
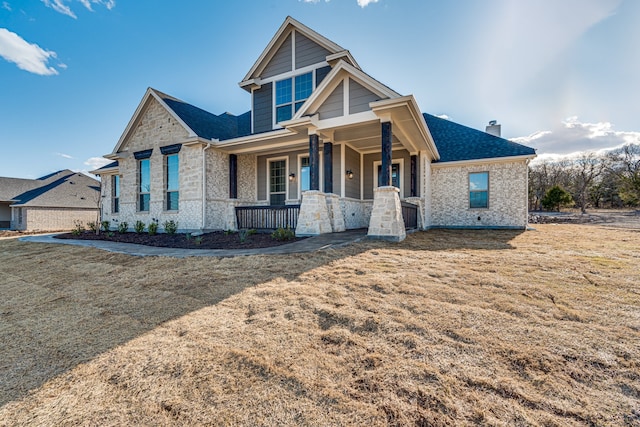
[10,170,100,208]
[423,113,536,163]
[0,177,41,202]
[93,161,119,172]
[162,97,251,141]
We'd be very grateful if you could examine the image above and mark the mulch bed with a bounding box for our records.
[54,230,306,250]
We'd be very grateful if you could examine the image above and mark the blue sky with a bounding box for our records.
[1,0,638,178]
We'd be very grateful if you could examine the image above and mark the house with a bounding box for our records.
[0,170,100,231]
[93,16,536,242]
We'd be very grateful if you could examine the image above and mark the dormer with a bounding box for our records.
[239,16,361,134]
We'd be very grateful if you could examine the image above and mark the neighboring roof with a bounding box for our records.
[423,113,536,163]
[162,97,251,141]
[0,177,41,202]
[10,170,100,209]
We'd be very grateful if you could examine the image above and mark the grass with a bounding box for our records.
[1,224,639,425]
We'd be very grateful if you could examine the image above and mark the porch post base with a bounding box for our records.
[295,191,333,236]
[367,186,406,242]
[326,193,346,232]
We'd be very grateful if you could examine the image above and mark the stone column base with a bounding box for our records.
[325,193,346,232]
[295,191,333,236]
[367,186,406,242]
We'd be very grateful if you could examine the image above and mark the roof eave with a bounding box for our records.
[431,154,537,168]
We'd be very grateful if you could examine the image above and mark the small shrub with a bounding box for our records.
[107,231,114,237]
[271,227,295,241]
[134,220,145,234]
[117,221,128,233]
[72,220,85,236]
[185,232,192,241]
[148,221,158,236]
[100,220,110,232]
[238,229,251,243]
[87,221,97,233]
[194,236,204,245]
[224,229,237,235]
[163,220,178,235]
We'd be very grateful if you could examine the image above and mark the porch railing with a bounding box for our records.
[235,205,301,230]
[401,201,418,230]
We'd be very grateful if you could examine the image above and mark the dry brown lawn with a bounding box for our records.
[1,224,639,426]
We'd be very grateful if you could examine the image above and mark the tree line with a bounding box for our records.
[528,144,640,212]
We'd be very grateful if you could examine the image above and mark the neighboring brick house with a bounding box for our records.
[0,170,100,231]
[93,16,535,241]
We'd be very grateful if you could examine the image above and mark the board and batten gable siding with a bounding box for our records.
[363,149,412,199]
[344,145,360,199]
[262,33,292,79]
[318,81,344,120]
[252,82,273,134]
[349,79,381,115]
[295,32,331,69]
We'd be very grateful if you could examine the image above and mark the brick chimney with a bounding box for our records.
[486,120,501,137]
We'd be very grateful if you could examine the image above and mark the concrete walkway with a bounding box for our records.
[19,230,368,258]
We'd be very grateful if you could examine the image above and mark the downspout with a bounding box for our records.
[202,142,212,231]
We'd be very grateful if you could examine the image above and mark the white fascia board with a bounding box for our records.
[213,129,293,148]
[326,50,360,70]
[91,166,118,175]
[430,154,536,168]
[240,16,345,86]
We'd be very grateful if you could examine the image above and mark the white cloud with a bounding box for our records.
[84,157,111,170]
[357,0,379,6]
[42,0,76,18]
[56,152,74,159]
[42,0,115,18]
[2,2,11,11]
[435,114,451,120]
[512,117,640,160]
[0,28,59,75]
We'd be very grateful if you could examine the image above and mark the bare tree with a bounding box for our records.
[569,152,606,214]
[610,144,640,206]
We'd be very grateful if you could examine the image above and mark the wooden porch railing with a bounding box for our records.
[401,201,418,230]
[235,205,301,230]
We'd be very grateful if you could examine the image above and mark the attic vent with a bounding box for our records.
[80,197,85,200]
[69,181,75,184]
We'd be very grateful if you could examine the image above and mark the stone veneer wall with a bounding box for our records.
[340,198,372,229]
[18,207,97,231]
[104,98,204,232]
[430,160,529,228]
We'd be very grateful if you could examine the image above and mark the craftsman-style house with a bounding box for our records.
[93,16,535,241]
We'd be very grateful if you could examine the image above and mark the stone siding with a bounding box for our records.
[104,97,203,232]
[17,207,97,231]
[430,160,529,228]
[340,198,372,229]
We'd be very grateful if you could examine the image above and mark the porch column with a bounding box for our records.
[410,154,417,197]
[380,121,392,187]
[309,133,320,191]
[229,154,237,199]
[323,142,333,194]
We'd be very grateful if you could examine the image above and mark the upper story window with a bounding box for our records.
[469,172,489,208]
[275,71,313,123]
[112,175,120,213]
[165,154,179,211]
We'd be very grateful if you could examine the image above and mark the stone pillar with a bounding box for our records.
[295,190,332,236]
[323,142,333,194]
[325,193,345,232]
[410,154,417,197]
[309,133,320,191]
[367,186,406,242]
[380,121,392,187]
[229,154,237,199]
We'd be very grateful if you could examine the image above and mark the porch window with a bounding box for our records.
[377,163,401,188]
[275,72,313,123]
[269,159,287,205]
[469,172,489,208]
[165,154,179,210]
[112,175,120,213]
[138,159,150,212]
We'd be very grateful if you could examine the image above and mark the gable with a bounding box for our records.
[295,32,331,69]
[349,80,381,115]
[262,33,292,79]
[317,81,344,120]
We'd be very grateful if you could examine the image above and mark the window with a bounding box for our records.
[269,159,287,205]
[138,159,150,212]
[112,175,120,213]
[275,72,313,124]
[300,156,310,193]
[469,172,489,208]
[166,154,179,210]
[378,163,401,188]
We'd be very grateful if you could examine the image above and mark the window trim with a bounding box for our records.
[373,158,404,198]
[272,69,316,128]
[165,153,179,211]
[266,156,289,205]
[112,174,120,214]
[138,158,150,212]
[469,171,490,209]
